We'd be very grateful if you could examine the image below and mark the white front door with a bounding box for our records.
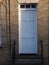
[19,7,37,54]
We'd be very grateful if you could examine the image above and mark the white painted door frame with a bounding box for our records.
[18,4,37,54]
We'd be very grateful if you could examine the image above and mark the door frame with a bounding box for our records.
[18,4,38,55]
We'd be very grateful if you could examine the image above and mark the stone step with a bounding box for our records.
[14,59,41,65]
[15,54,40,59]
[14,63,40,65]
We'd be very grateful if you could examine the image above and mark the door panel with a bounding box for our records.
[19,9,37,54]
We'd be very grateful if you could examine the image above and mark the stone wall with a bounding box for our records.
[0,0,49,65]
[38,0,48,65]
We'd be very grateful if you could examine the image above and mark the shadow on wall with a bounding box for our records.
[0,48,11,65]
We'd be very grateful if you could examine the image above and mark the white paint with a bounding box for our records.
[19,5,37,54]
